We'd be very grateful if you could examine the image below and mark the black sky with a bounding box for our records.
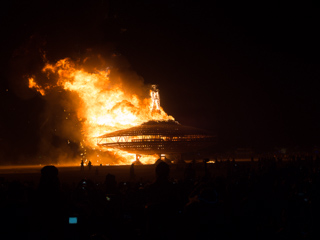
[1,0,320,162]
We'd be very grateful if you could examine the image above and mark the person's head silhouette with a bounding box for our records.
[155,161,170,180]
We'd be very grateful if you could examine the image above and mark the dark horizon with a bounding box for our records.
[1,1,320,163]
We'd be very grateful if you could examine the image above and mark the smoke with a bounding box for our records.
[35,90,83,164]
[81,50,150,99]
[8,39,159,165]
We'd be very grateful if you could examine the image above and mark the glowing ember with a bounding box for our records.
[29,57,174,164]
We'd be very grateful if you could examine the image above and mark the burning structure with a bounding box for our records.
[28,56,215,164]
[97,84,216,158]
[97,120,216,155]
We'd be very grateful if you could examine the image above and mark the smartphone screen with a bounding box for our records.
[69,217,78,224]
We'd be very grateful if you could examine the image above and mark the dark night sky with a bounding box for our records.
[1,0,320,162]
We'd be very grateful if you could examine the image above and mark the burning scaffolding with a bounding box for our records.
[97,120,216,155]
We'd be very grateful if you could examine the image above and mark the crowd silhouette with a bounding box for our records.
[1,154,320,239]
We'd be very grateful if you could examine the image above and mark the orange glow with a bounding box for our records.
[29,57,174,164]
[28,77,45,96]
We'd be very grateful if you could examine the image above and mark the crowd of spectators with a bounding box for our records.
[1,155,320,240]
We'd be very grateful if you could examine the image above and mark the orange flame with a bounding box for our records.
[29,57,174,164]
[28,77,45,96]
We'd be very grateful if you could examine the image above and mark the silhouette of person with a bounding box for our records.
[32,165,64,240]
[38,165,60,199]
[105,173,117,195]
[81,160,84,171]
[145,161,179,239]
[184,163,196,182]
[130,163,135,180]
[88,160,92,171]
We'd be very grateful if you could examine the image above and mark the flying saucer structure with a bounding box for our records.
[97,120,216,155]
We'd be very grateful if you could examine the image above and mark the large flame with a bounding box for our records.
[29,57,174,164]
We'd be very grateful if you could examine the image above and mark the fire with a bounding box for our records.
[28,77,45,96]
[29,57,174,164]
[150,84,160,113]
